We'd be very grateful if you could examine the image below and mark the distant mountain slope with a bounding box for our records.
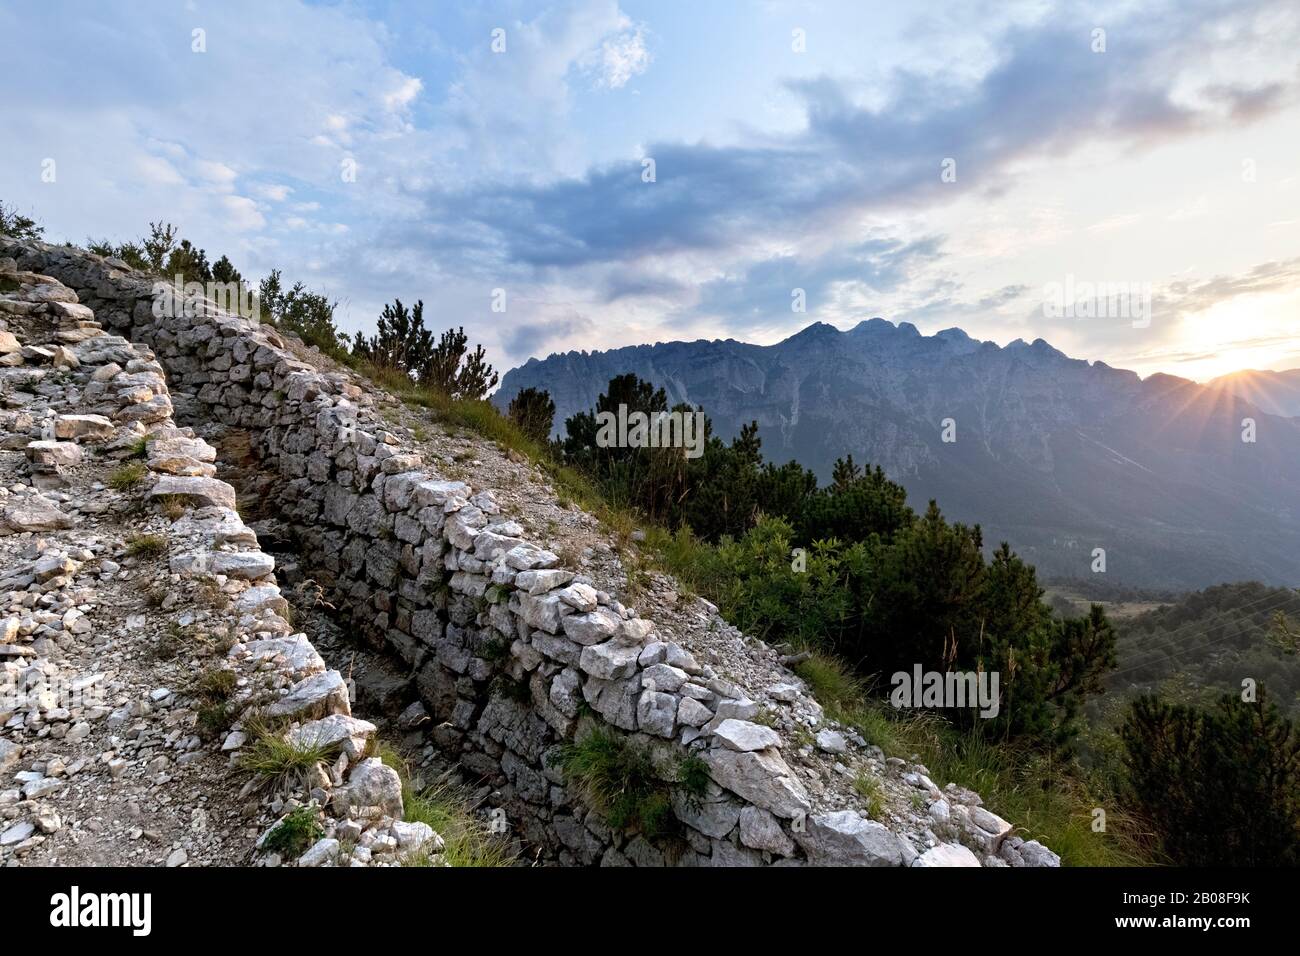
[496,320,1300,589]
[1207,368,1300,418]
[1105,582,1300,719]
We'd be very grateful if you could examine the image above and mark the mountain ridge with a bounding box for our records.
[497,320,1300,590]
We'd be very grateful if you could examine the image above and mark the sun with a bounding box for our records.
[1167,289,1300,381]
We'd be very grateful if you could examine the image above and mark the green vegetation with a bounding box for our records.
[237,714,333,794]
[1120,689,1299,865]
[125,434,153,459]
[554,728,707,840]
[0,200,44,241]
[376,743,516,867]
[257,268,345,358]
[852,771,886,821]
[262,805,324,858]
[1107,582,1300,718]
[154,494,188,520]
[107,461,148,490]
[352,300,498,400]
[191,666,237,739]
[125,533,167,558]
[507,387,556,443]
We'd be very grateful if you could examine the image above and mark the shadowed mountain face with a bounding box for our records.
[1207,368,1300,418]
[496,320,1300,590]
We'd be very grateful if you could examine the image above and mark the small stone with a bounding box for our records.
[713,718,782,752]
[815,729,847,754]
[913,843,981,867]
[297,838,339,867]
[677,697,713,728]
[165,848,188,867]
[1,821,35,846]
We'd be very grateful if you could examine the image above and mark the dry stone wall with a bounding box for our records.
[3,238,1058,867]
[0,257,444,867]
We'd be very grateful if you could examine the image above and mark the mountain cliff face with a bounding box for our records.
[497,320,1300,590]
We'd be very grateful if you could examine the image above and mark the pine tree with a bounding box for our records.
[0,201,44,241]
[507,388,556,443]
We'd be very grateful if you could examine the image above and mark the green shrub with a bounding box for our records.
[554,729,682,839]
[507,387,556,444]
[263,805,324,858]
[1121,689,1299,865]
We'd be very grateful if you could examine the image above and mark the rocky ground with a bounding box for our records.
[0,261,458,867]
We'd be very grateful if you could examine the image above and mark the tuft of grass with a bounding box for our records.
[156,494,188,520]
[125,533,167,558]
[238,714,332,794]
[374,740,516,867]
[107,461,148,490]
[125,434,153,459]
[793,651,864,710]
[151,621,191,661]
[853,771,887,820]
[554,729,683,840]
[262,805,324,858]
[674,752,710,802]
[191,666,237,739]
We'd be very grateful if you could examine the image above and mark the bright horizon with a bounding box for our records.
[2,0,1298,383]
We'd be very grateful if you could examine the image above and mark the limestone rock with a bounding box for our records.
[149,475,237,511]
[579,641,641,680]
[562,606,621,645]
[739,805,795,856]
[333,758,403,818]
[53,414,114,441]
[287,715,377,759]
[702,748,811,819]
[713,718,782,752]
[267,670,352,720]
[913,843,981,867]
[795,811,907,866]
[637,689,677,738]
[1,495,75,533]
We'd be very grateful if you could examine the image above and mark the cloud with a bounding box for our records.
[1157,256,1300,316]
[413,0,1300,281]
[4,0,1299,379]
[196,160,238,190]
[504,312,595,358]
[254,184,292,202]
[582,21,650,89]
[221,195,265,231]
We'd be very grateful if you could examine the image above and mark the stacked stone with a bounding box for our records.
[1,238,1059,867]
[1,258,442,866]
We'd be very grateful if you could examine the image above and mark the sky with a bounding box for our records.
[1,0,1297,382]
